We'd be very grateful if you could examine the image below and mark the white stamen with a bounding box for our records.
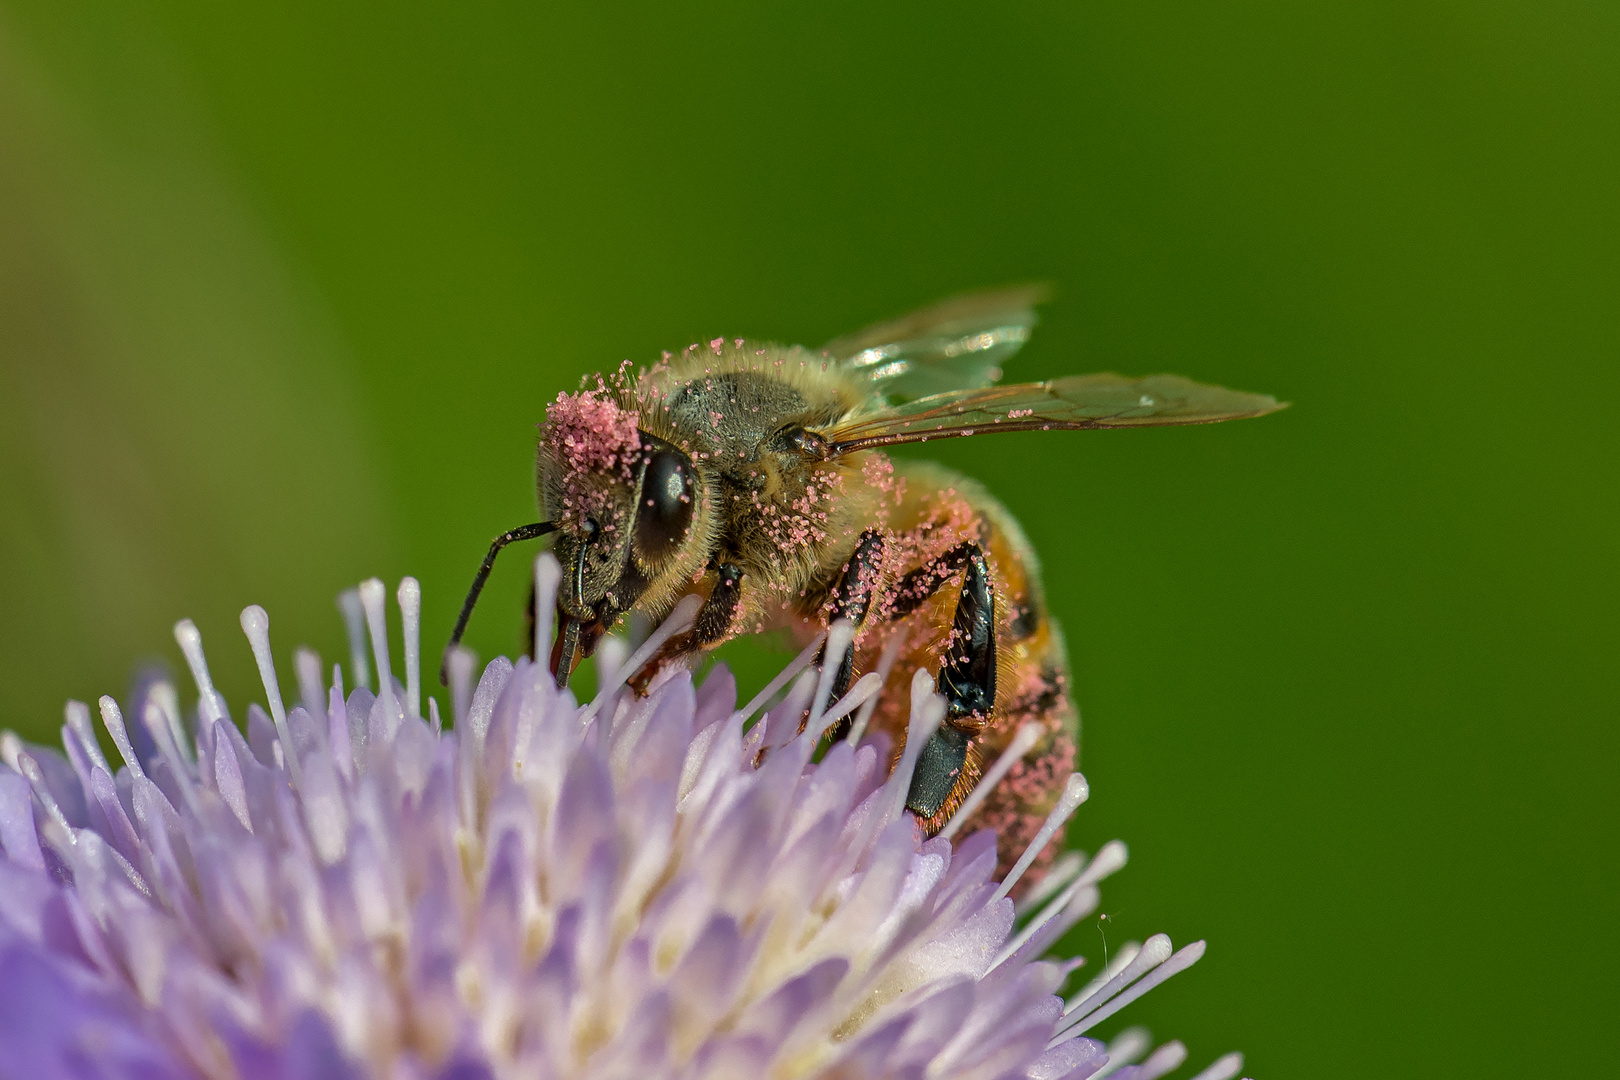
[594,635,629,700]
[582,592,703,723]
[1062,933,1171,1027]
[940,721,1043,840]
[327,664,350,776]
[1069,940,1141,1014]
[295,647,326,722]
[812,671,883,743]
[758,669,816,753]
[1016,850,1084,916]
[448,646,477,728]
[97,696,145,779]
[847,627,906,745]
[1064,941,1205,1037]
[240,605,302,789]
[152,681,192,764]
[337,588,371,691]
[534,553,561,663]
[398,577,422,719]
[998,844,1129,966]
[1077,839,1129,891]
[1132,1041,1188,1080]
[1091,1027,1151,1078]
[735,631,827,728]
[993,771,1089,902]
[428,697,443,734]
[64,700,112,776]
[358,578,397,722]
[1187,1052,1245,1080]
[142,698,199,813]
[889,669,947,825]
[807,619,855,734]
[994,883,1098,967]
[1054,935,1207,1043]
[11,747,75,837]
[174,619,224,725]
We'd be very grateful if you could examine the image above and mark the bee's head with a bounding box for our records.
[536,387,699,683]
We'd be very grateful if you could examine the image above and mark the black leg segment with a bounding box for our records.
[937,546,996,722]
[889,541,977,619]
[823,529,885,706]
[693,561,745,647]
[906,723,973,819]
[906,545,996,821]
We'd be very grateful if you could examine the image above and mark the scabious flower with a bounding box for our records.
[0,557,1247,1080]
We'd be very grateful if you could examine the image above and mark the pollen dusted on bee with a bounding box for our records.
[490,287,1277,882]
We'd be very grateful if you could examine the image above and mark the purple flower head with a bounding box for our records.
[0,556,1246,1079]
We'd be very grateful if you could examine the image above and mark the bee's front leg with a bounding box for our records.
[628,558,743,694]
[896,543,997,832]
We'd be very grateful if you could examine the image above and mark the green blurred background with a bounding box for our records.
[1,1,1615,1074]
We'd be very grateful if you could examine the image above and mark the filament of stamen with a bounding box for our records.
[358,579,397,725]
[847,627,906,745]
[98,696,145,779]
[1067,941,1206,1037]
[888,669,947,825]
[295,647,327,722]
[152,682,193,763]
[241,605,303,789]
[734,631,827,728]
[807,619,855,734]
[813,671,883,743]
[174,619,224,725]
[11,748,75,838]
[993,771,1089,902]
[398,577,423,719]
[993,884,1099,968]
[1016,849,1084,916]
[1069,940,1141,1015]
[1093,1027,1151,1078]
[533,553,560,663]
[1061,933,1171,1029]
[1055,940,1207,1043]
[941,721,1043,840]
[1134,1040,1188,1080]
[582,592,702,722]
[64,700,112,776]
[448,646,477,728]
[1187,1051,1245,1080]
[337,588,371,691]
[141,698,200,814]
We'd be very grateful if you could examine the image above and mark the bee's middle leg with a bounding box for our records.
[821,529,887,731]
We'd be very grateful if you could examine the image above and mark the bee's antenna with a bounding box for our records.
[441,521,558,684]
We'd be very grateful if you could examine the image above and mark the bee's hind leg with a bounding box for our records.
[905,545,996,832]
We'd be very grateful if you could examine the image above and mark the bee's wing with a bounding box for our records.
[824,284,1049,401]
[823,373,1286,455]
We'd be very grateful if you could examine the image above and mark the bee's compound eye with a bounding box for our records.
[635,448,695,563]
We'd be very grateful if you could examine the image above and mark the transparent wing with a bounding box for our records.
[824,373,1286,454]
[825,284,1049,401]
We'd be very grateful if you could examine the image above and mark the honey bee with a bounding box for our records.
[444,286,1283,880]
